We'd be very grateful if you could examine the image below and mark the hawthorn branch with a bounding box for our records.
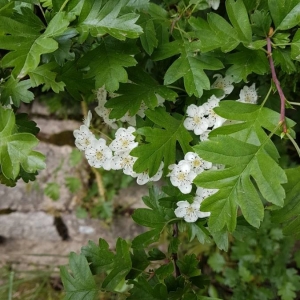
[266,29,287,133]
[172,223,181,277]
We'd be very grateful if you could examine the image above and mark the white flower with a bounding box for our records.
[85,139,112,170]
[95,90,118,129]
[83,110,92,127]
[200,130,211,141]
[119,112,137,126]
[174,200,205,222]
[109,127,138,153]
[111,150,137,177]
[168,161,197,194]
[195,187,218,202]
[211,74,234,95]
[202,95,226,128]
[136,162,164,185]
[136,102,148,118]
[97,86,107,103]
[184,152,212,174]
[238,83,258,104]
[184,104,209,135]
[207,0,220,10]
[73,125,96,151]
[156,94,165,106]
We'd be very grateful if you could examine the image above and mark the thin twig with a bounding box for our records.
[266,28,287,133]
[172,223,181,277]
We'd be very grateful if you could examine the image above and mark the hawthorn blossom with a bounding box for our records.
[200,130,211,141]
[168,161,197,194]
[110,150,137,177]
[207,0,220,10]
[203,95,226,128]
[238,84,258,104]
[119,112,137,126]
[109,127,138,153]
[195,187,218,202]
[184,152,212,174]
[174,200,205,222]
[73,125,96,151]
[184,104,209,135]
[85,139,112,170]
[211,74,234,95]
[136,162,164,185]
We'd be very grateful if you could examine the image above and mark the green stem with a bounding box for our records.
[286,133,300,158]
[260,85,273,107]
[59,0,70,12]
[287,101,300,106]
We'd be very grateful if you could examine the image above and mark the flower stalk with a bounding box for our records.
[172,223,181,278]
[267,28,287,133]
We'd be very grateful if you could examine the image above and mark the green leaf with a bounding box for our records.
[77,0,143,41]
[194,133,287,232]
[78,38,138,92]
[268,0,300,28]
[131,107,193,176]
[226,0,252,43]
[278,282,297,300]
[29,62,66,93]
[0,77,34,106]
[128,276,168,300]
[207,13,240,52]
[163,41,223,97]
[60,252,98,300]
[210,226,229,251]
[132,228,161,248]
[57,61,94,101]
[0,107,44,180]
[273,48,296,74]
[0,12,69,78]
[81,239,114,274]
[101,238,132,290]
[225,47,269,82]
[106,68,177,119]
[132,208,166,228]
[138,13,158,55]
[291,29,300,61]
[177,254,201,277]
[126,249,150,279]
[44,182,60,201]
[187,223,211,244]
[250,10,272,37]
[65,177,82,193]
[207,252,226,273]
[15,113,40,135]
[277,2,300,30]
[148,248,166,260]
[272,167,300,236]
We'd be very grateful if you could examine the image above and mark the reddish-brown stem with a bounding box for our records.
[172,223,181,277]
[266,33,287,133]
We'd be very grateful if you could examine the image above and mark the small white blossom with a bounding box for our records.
[109,127,138,153]
[156,94,165,106]
[73,125,96,151]
[119,112,137,126]
[85,139,112,170]
[111,150,137,177]
[202,95,226,128]
[211,74,234,95]
[97,86,107,102]
[184,104,209,135]
[174,200,205,222]
[136,162,164,185]
[207,0,220,10]
[83,110,92,127]
[168,161,197,194]
[184,152,212,174]
[136,102,148,118]
[200,130,211,141]
[238,83,258,104]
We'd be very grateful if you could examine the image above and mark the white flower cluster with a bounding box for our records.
[168,152,212,194]
[95,86,165,129]
[174,187,217,222]
[73,111,163,185]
